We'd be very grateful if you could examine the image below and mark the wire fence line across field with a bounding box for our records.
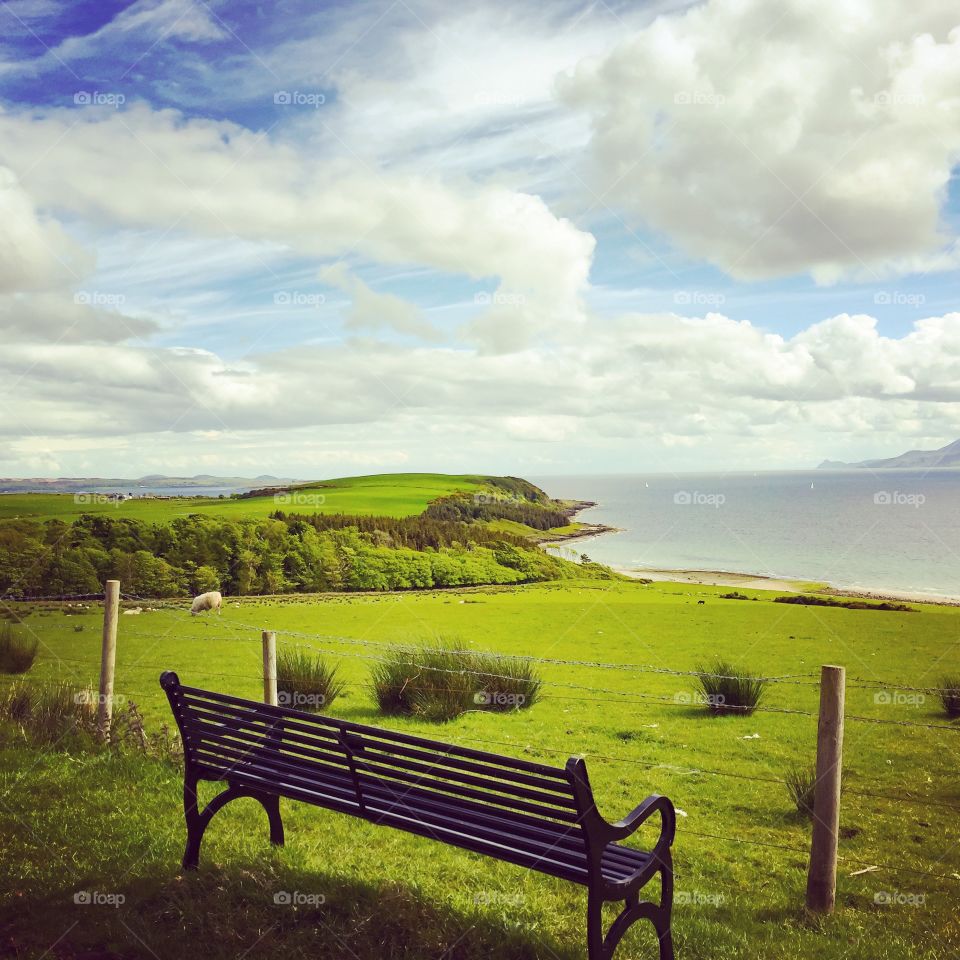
[18,615,960,729]
[13,653,960,813]
[10,593,959,692]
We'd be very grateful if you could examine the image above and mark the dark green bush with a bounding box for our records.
[785,764,816,818]
[0,624,38,673]
[276,650,344,713]
[696,659,767,715]
[0,680,96,744]
[937,676,960,718]
[371,643,541,722]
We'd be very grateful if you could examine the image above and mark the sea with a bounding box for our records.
[534,470,960,599]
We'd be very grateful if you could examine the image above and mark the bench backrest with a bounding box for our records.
[161,672,586,844]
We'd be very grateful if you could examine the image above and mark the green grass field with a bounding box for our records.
[3,579,959,959]
[0,472,494,524]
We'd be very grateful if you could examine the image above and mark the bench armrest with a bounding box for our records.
[606,793,676,860]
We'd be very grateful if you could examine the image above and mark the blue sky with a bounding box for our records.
[1,0,959,478]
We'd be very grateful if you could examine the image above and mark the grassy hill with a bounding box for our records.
[0,473,599,598]
[0,473,499,524]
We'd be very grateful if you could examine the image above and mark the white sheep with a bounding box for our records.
[190,591,222,616]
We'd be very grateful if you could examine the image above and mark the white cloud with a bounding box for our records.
[1,0,227,78]
[319,262,442,341]
[0,166,89,292]
[0,291,158,342]
[0,105,594,319]
[562,0,960,282]
[2,308,960,475]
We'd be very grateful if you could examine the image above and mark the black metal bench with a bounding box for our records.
[161,672,676,960]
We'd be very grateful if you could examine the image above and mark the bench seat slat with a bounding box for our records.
[183,691,571,795]
[188,721,580,828]
[199,745,590,869]
[183,702,575,809]
[185,714,351,769]
[177,684,569,779]
[182,712,577,823]
[202,763,590,882]
[179,707,578,822]
[190,729,587,850]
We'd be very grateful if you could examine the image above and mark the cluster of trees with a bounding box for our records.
[424,494,569,531]
[0,512,612,599]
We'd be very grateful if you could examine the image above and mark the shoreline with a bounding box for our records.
[616,566,960,606]
[537,499,621,545]
[549,499,960,607]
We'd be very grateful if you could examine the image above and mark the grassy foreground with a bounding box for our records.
[3,579,959,959]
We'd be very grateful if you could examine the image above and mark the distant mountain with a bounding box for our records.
[0,475,302,494]
[818,439,960,470]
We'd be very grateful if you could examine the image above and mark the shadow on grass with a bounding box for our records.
[1,856,582,960]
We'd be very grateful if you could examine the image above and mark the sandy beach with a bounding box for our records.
[614,565,960,606]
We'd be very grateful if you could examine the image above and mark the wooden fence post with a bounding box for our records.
[806,664,846,913]
[97,580,120,742]
[262,630,278,707]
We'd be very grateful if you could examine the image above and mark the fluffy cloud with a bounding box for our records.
[0,105,594,321]
[0,166,89,292]
[3,310,960,466]
[319,263,442,341]
[562,0,960,282]
[0,291,158,343]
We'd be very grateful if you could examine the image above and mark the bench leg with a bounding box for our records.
[262,793,284,847]
[181,774,285,870]
[587,860,674,960]
[182,771,204,870]
[586,890,605,960]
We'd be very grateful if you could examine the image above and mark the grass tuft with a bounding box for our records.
[276,649,345,713]
[785,763,817,818]
[936,676,960,718]
[696,659,767,715]
[371,643,541,722]
[0,680,96,744]
[0,623,38,673]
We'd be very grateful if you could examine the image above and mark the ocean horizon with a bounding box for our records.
[535,469,960,599]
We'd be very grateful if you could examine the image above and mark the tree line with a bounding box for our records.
[0,511,612,599]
